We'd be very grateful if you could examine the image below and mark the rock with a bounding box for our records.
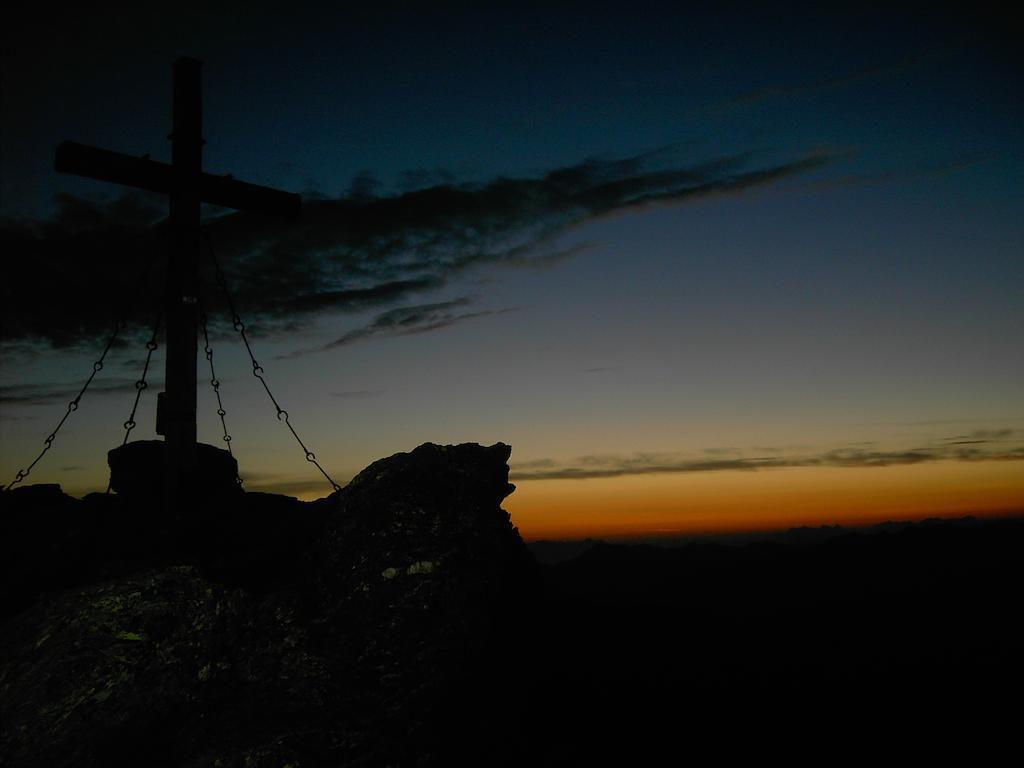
[1,484,85,618]
[0,483,76,510]
[309,442,539,760]
[190,490,328,592]
[107,440,240,500]
[0,567,253,768]
[0,442,539,767]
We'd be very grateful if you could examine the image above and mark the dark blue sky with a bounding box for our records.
[4,4,1018,215]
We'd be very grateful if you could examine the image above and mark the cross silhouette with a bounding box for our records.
[55,58,301,501]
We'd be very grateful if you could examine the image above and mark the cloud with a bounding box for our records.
[1,147,835,350]
[281,299,519,357]
[939,428,1015,446]
[703,447,741,456]
[960,429,1013,440]
[819,448,933,467]
[509,458,558,470]
[512,455,802,481]
[322,299,516,349]
[512,435,1024,481]
[0,378,139,406]
[0,196,167,349]
[872,417,1024,428]
[707,50,946,114]
[0,413,36,422]
[809,157,986,191]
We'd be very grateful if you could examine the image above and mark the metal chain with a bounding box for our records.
[198,291,244,485]
[202,229,341,492]
[4,318,126,492]
[117,310,163,448]
[199,304,234,456]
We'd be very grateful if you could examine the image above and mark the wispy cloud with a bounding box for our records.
[0,378,138,406]
[511,432,1024,481]
[948,429,1014,441]
[809,156,987,191]
[869,417,1024,428]
[1,147,836,350]
[512,455,802,481]
[707,50,947,114]
[280,299,519,358]
[322,300,518,350]
[0,413,36,422]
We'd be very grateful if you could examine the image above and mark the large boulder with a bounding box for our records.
[309,442,539,759]
[0,442,538,767]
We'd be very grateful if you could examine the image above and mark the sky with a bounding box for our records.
[2,2,1022,539]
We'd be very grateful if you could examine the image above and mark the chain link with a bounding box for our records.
[4,318,126,492]
[202,229,341,492]
[199,292,243,485]
[116,310,163,448]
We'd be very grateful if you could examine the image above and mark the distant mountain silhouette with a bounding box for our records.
[526,537,602,564]
[525,514,1023,760]
[526,514,1001,562]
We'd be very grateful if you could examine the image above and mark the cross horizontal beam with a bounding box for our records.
[55,141,301,218]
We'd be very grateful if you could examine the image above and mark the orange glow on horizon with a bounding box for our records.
[503,460,1024,540]
[59,458,1024,539]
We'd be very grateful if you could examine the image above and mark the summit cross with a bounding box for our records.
[54,57,301,502]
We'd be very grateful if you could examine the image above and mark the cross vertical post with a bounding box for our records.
[165,57,202,502]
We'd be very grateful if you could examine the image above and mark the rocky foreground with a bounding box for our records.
[3,442,1022,765]
[0,442,538,767]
